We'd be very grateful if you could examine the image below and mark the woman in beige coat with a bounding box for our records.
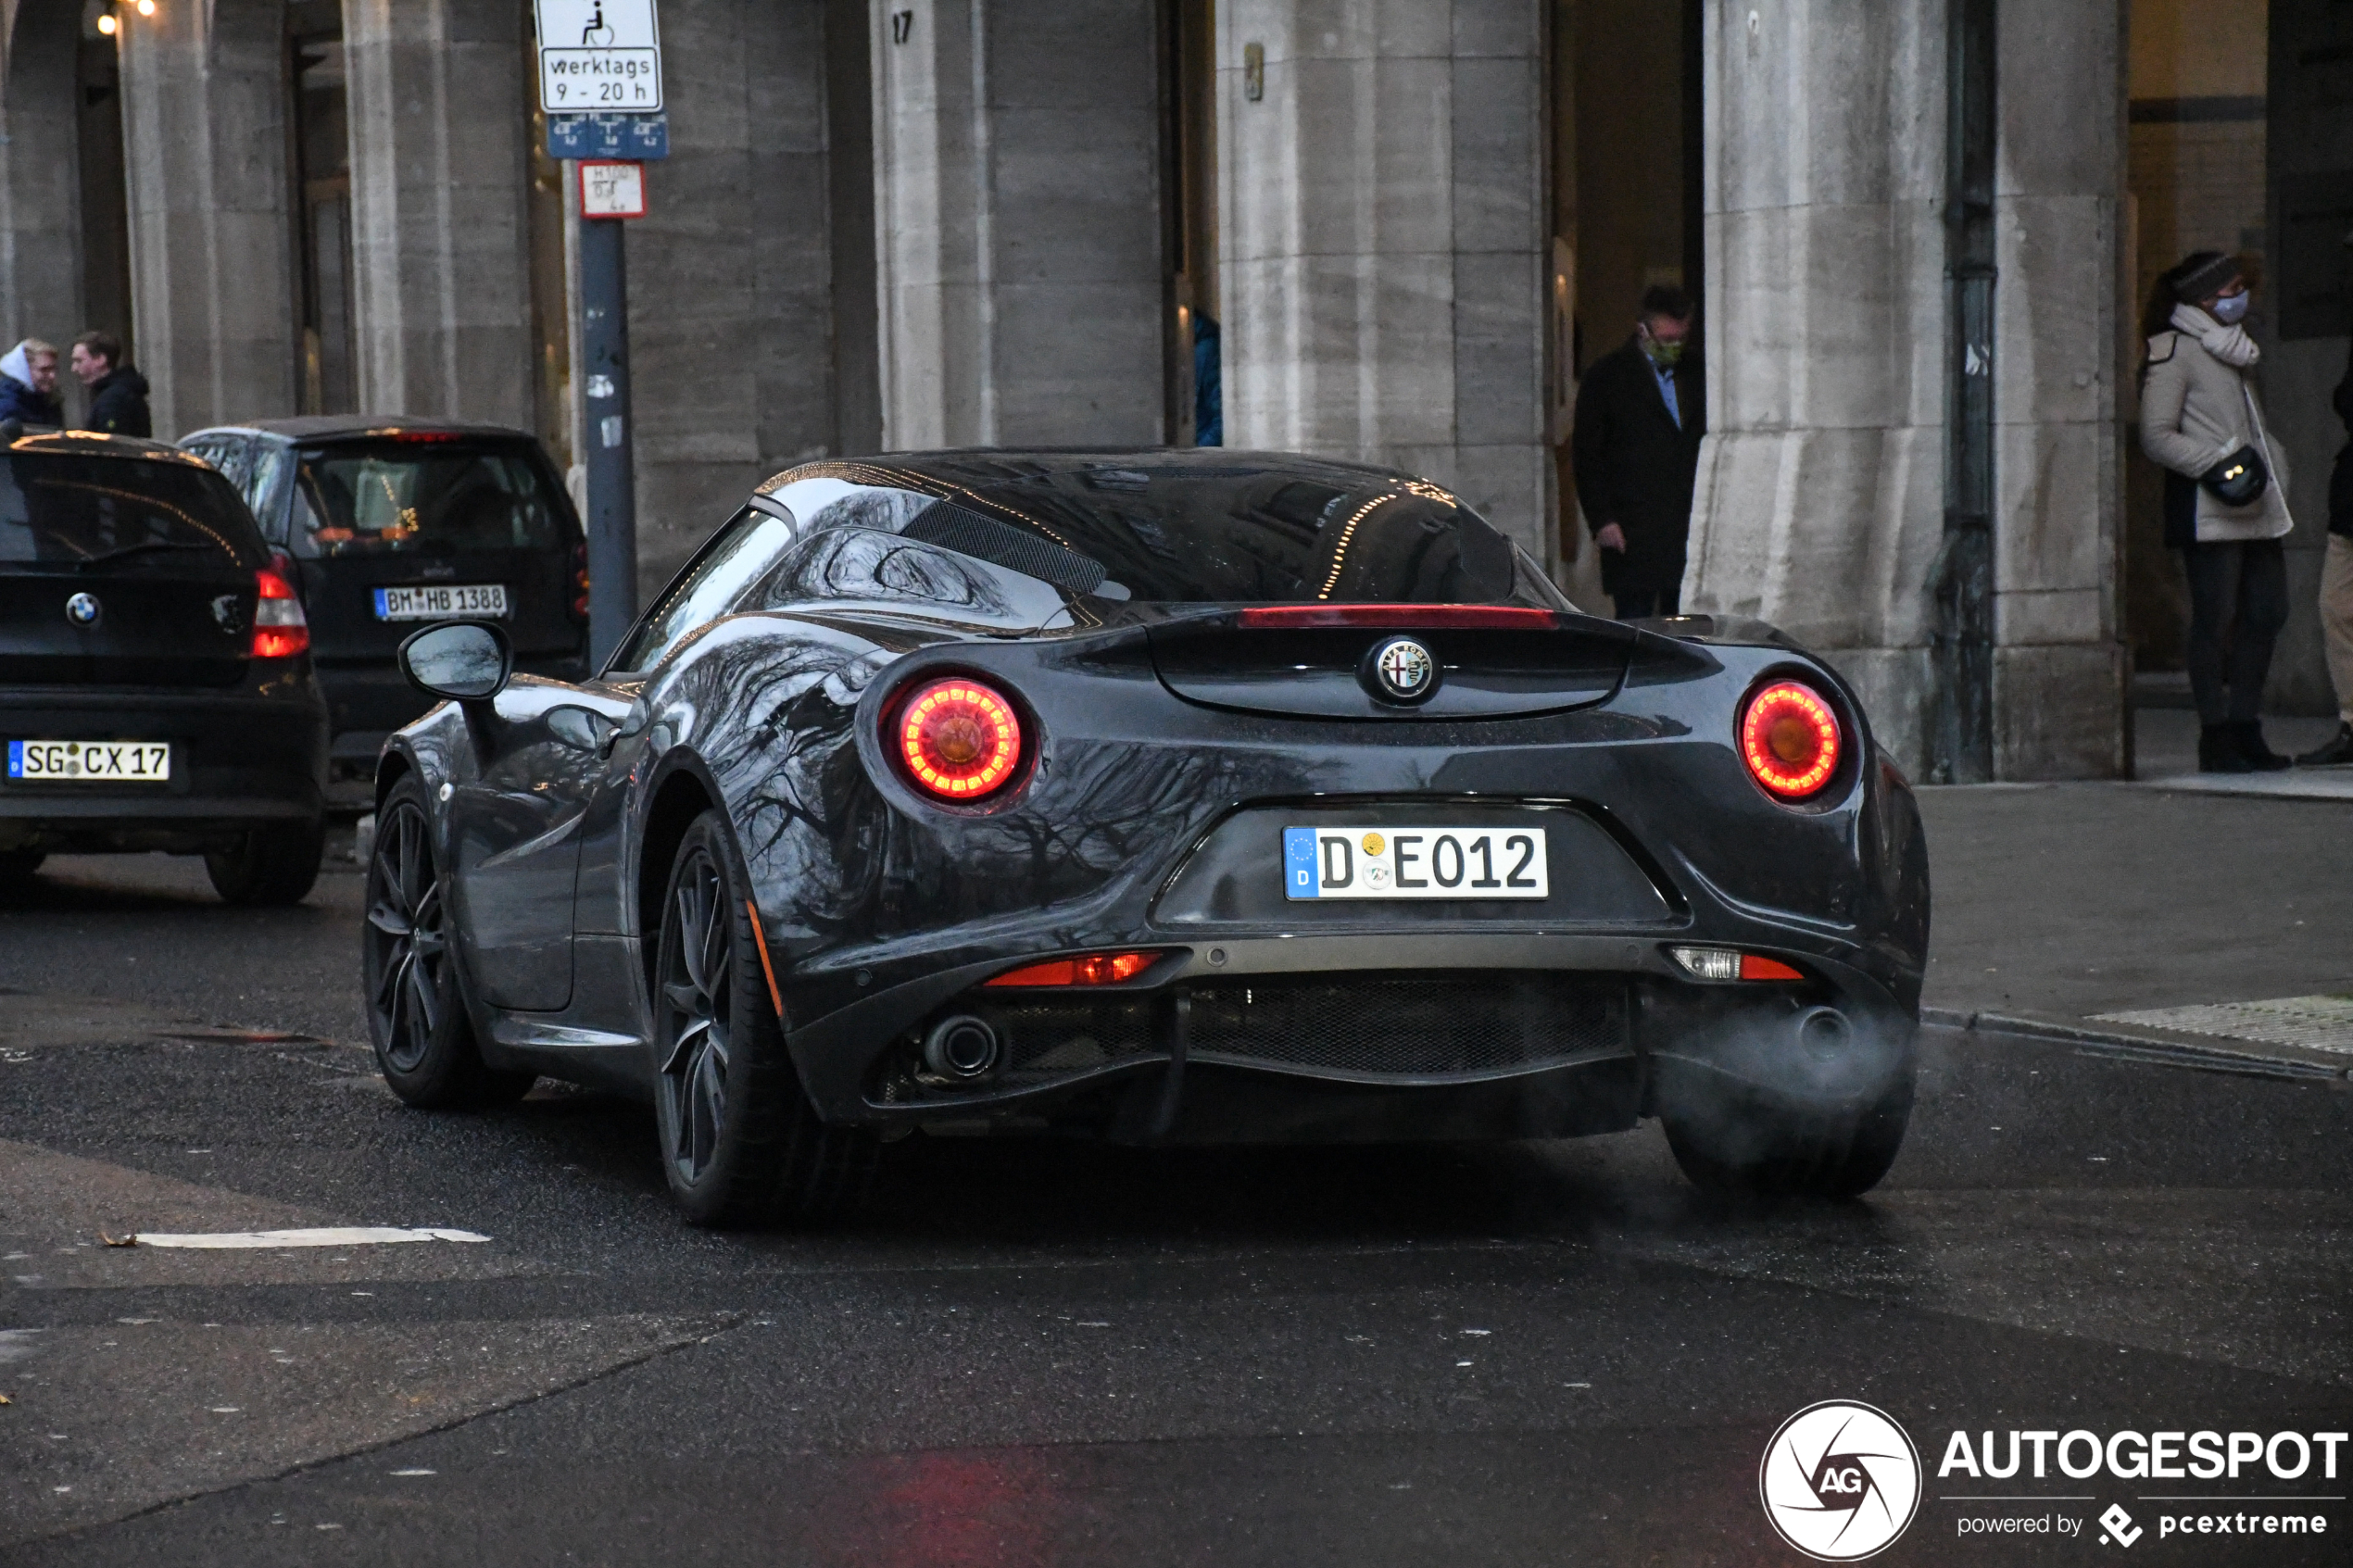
[2137,250,2296,772]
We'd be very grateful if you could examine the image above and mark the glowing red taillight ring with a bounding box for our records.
[1740,681,1842,799]
[895,678,1025,800]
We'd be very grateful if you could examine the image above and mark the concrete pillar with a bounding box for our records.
[1,2,88,369]
[1217,1,1549,556]
[869,0,1167,449]
[115,0,297,436]
[1683,0,2126,780]
[343,0,535,427]
[623,0,847,588]
[1988,2,2128,777]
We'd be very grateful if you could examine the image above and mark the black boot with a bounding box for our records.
[2198,724,2257,773]
[2296,721,2353,767]
[2230,721,2293,771]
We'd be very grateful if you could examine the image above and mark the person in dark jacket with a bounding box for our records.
[1571,284,1704,620]
[2299,280,2353,766]
[0,339,62,427]
[70,331,150,438]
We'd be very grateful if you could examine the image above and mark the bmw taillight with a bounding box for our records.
[569,542,590,623]
[251,566,309,659]
[1739,681,1841,799]
[894,677,1025,800]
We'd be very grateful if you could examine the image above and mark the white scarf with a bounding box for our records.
[2171,303,2259,369]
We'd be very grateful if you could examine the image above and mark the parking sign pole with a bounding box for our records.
[536,0,663,666]
[578,215,635,665]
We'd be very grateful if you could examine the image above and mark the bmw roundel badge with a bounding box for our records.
[1367,635,1436,703]
[64,591,102,628]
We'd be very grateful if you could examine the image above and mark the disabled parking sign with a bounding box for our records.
[536,0,663,113]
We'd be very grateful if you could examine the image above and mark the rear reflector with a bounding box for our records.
[1669,947,1806,983]
[250,567,308,659]
[985,951,1160,988]
[1237,604,1561,631]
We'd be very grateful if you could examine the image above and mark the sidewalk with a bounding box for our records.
[1918,712,2353,1077]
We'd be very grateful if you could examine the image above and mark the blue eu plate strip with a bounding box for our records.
[6,740,21,778]
[1282,827,1319,900]
[371,588,390,617]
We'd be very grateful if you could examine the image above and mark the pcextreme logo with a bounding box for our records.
[1760,1400,1924,1561]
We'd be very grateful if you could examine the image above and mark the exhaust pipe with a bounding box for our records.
[1794,1006,1853,1058]
[919,1014,1001,1085]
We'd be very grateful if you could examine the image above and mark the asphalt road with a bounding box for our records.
[3,813,2351,1566]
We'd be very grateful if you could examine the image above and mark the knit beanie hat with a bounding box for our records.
[2171,251,2241,305]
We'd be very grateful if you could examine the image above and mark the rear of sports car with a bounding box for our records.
[770,602,1929,1197]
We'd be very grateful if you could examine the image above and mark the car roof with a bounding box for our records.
[755,447,1421,495]
[182,416,538,444]
[4,429,213,466]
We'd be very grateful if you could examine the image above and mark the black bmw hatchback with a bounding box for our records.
[0,430,329,903]
[178,418,589,786]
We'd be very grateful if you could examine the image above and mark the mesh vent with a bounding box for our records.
[875,972,1630,1105]
[996,995,1161,1078]
[1187,972,1627,1078]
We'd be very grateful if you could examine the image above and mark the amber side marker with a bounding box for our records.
[746,899,784,1020]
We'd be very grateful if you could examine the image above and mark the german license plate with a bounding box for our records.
[1283,826,1548,900]
[373,583,509,621]
[7,740,171,783]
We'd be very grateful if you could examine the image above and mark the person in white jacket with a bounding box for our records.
[2137,250,2296,772]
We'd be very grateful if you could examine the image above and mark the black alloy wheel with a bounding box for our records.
[651,810,877,1227]
[362,776,534,1109]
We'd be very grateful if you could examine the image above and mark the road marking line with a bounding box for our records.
[131,1227,489,1249]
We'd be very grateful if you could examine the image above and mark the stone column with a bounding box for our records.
[622,0,844,588]
[1,2,88,365]
[1988,2,2128,777]
[1217,1,1549,556]
[115,0,297,436]
[869,0,1167,449]
[343,0,535,428]
[1682,0,2125,780]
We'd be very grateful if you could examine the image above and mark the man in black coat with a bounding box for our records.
[1572,285,1704,620]
[70,331,151,439]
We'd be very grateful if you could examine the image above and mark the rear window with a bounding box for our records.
[291,439,572,558]
[0,451,263,570]
[756,462,1522,606]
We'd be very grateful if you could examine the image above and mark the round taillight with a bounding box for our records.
[1740,681,1841,799]
[896,678,1024,800]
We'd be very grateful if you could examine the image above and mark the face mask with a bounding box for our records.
[1642,334,1685,368]
[2210,292,2251,325]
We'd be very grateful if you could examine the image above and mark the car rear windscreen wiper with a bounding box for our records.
[74,540,221,570]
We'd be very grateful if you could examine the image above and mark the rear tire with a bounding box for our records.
[361,777,535,1110]
[1664,1075,1913,1199]
[206,820,326,906]
[651,810,877,1227]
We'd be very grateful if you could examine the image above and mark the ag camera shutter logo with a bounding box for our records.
[1760,1400,1922,1561]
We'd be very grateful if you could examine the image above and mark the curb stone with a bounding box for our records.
[1922,1006,2353,1085]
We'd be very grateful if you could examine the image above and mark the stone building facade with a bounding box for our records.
[3,0,2347,781]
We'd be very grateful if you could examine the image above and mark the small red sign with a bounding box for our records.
[579,160,647,220]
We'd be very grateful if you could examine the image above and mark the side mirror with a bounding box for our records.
[398,621,512,701]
